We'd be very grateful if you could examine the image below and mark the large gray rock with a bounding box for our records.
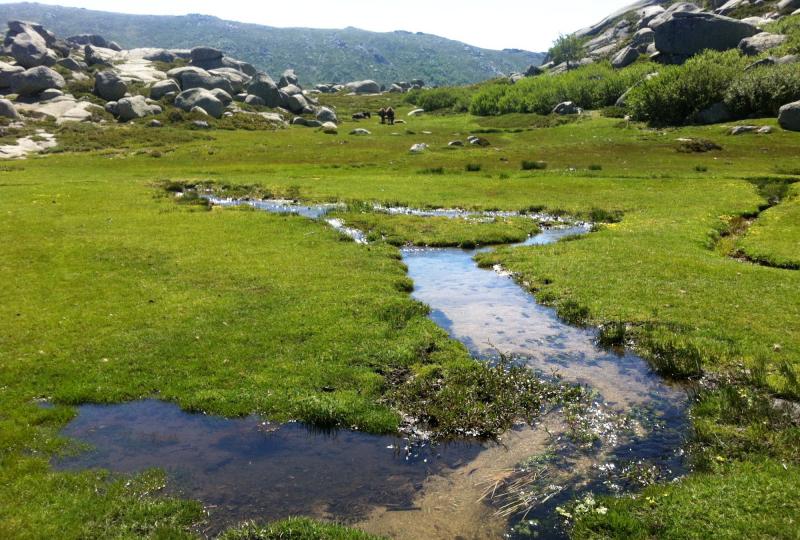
[649,3,703,28]
[0,98,20,119]
[247,73,282,107]
[190,46,223,63]
[281,83,303,96]
[208,88,232,105]
[0,61,25,88]
[279,69,298,88]
[315,106,337,124]
[778,0,800,14]
[243,94,265,106]
[66,34,113,48]
[778,100,800,131]
[9,23,56,68]
[612,46,640,69]
[739,33,789,56]
[10,66,65,96]
[116,95,161,121]
[174,88,224,118]
[180,70,235,95]
[143,49,177,63]
[345,80,380,94]
[654,12,759,59]
[631,28,655,48]
[84,45,116,67]
[94,71,127,101]
[56,57,86,71]
[208,68,251,93]
[285,93,309,114]
[150,79,181,100]
[165,66,207,86]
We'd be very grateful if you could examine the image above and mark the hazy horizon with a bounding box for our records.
[0,0,637,51]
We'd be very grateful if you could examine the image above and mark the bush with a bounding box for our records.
[548,34,586,65]
[465,163,482,172]
[626,50,748,125]
[725,63,800,117]
[404,87,472,112]
[469,62,655,116]
[521,160,547,170]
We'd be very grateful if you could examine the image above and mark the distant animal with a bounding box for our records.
[386,107,395,125]
[351,111,372,120]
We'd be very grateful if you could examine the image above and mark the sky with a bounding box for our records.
[3,0,636,51]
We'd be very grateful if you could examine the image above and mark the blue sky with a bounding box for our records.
[2,0,634,51]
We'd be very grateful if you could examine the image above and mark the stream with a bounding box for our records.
[55,199,690,539]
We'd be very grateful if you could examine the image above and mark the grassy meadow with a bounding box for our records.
[1,94,799,538]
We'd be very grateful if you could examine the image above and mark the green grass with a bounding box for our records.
[331,210,540,247]
[1,106,800,538]
[571,459,800,540]
[738,183,800,269]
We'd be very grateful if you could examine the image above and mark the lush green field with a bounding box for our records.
[738,183,800,269]
[2,103,799,538]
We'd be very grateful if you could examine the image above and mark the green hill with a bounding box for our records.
[0,2,545,86]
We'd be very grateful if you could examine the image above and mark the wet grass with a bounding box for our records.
[220,518,381,539]
[1,105,800,537]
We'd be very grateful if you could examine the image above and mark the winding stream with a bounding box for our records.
[55,200,689,539]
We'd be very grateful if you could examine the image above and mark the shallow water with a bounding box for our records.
[56,202,689,539]
[58,400,482,535]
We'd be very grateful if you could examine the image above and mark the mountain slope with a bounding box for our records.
[0,2,545,85]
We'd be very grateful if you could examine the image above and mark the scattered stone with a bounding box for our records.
[408,109,425,117]
[468,136,491,146]
[349,128,371,135]
[105,101,118,116]
[66,34,114,49]
[757,125,773,134]
[448,140,464,147]
[524,64,544,77]
[208,68,251,93]
[778,100,800,131]
[84,45,117,67]
[728,125,759,135]
[190,46,224,64]
[180,70,235,95]
[94,71,128,101]
[0,129,56,159]
[320,121,338,134]
[410,143,428,153]
[149,119,163,128]
[191,120,211,129]
[291,117,322,127]
[778,0,800,14]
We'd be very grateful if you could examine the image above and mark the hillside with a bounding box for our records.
[0,2,545,85]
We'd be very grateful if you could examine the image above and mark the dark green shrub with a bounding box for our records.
[470,62,655,116]
[405,87,472,112]
[725,63,800,117]
[465,163,482,172]
[521,160,547,170]
[627,50,748,125]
